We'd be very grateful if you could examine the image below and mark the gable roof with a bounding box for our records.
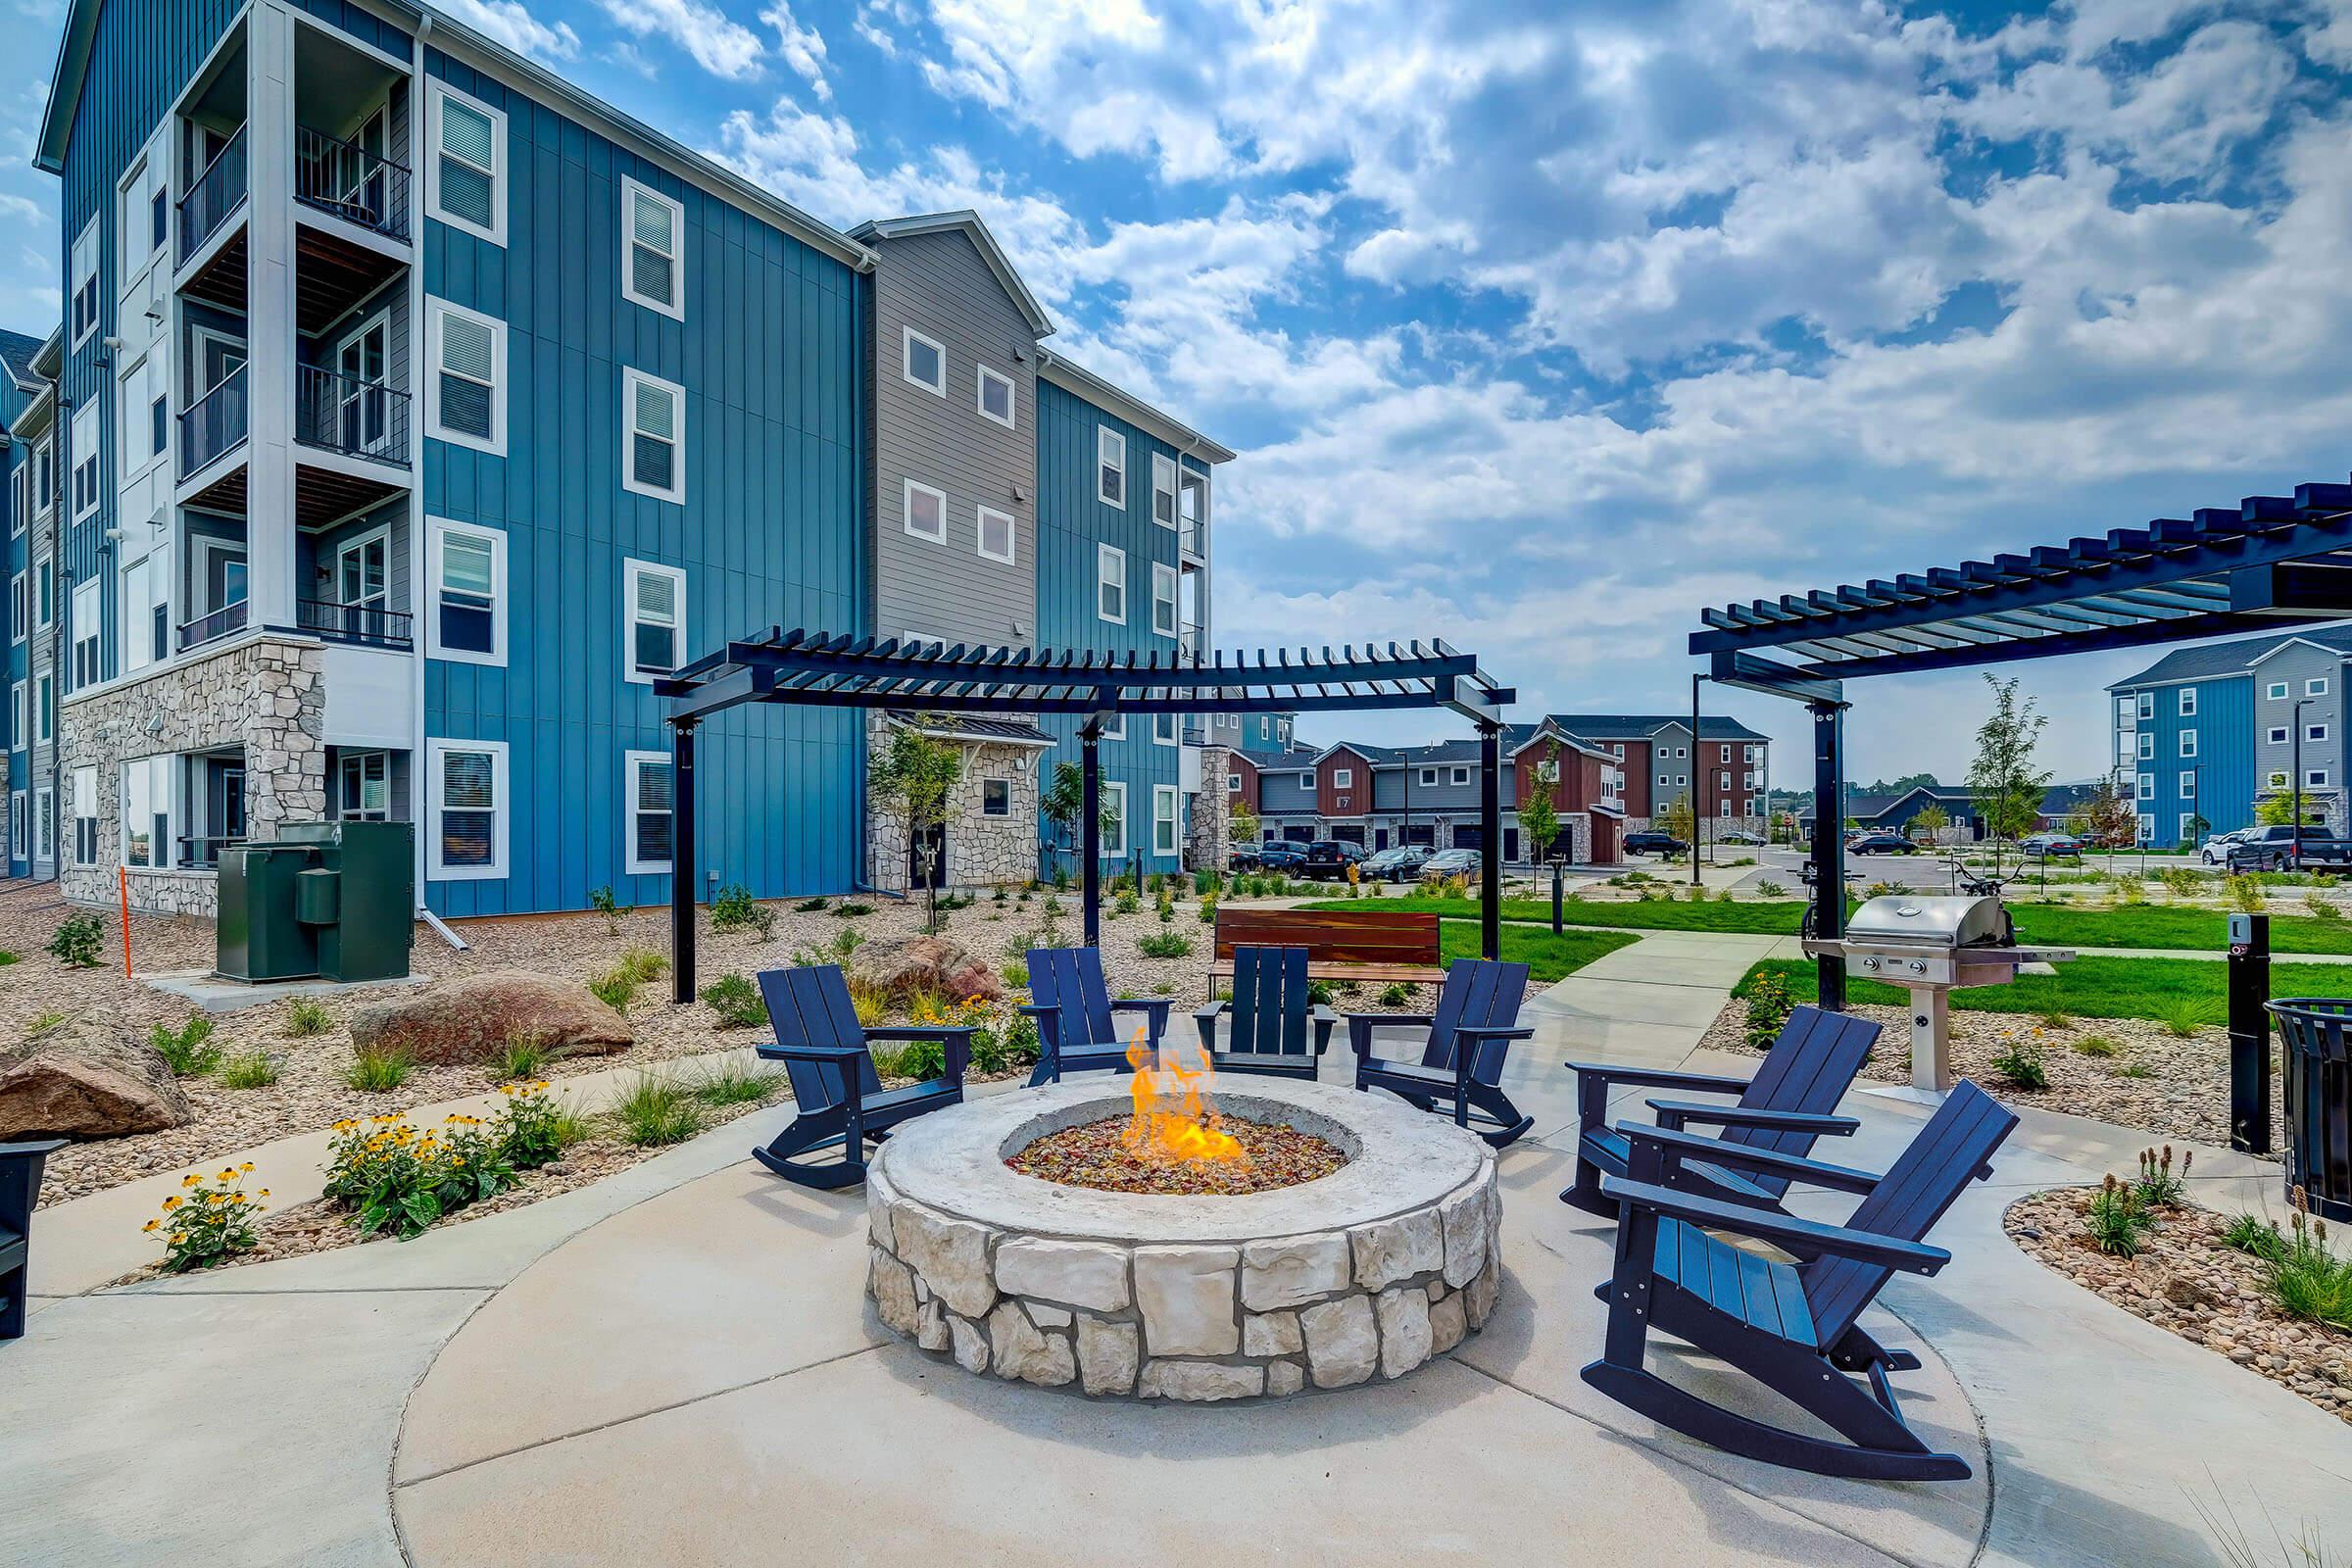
[1548,712,1770,743]
[2111,623,2352,689]
[850,211,1055,337]
[1036,349,1238,465]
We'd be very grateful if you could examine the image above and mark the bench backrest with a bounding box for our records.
[1212,907,1441,965]
[1225,947,1314,1063]
[1027,947,1120,1055]
[1731,1006,1882,1196]
[1421,958,1530,1085]
[757,965,881,1113]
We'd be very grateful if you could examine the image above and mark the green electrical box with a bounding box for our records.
[216,821,415,984]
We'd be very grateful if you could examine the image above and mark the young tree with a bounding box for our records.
[1965,674,2053,875]
[870,724,962,933]
[2078,777,2134,858]
[2256,794,2323,827]
[1658,791,1696,850]
[1229,799,1260,854]
[1516,741,1563,864]
[1041,760,1121,874]
[1910,802,1950,848]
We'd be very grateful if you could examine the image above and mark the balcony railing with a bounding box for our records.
[1179,620,1202,658]
[179,363,250,478]
[294,124,411,242]
[294,365,410,466]
[1180,519,1206,558]
[178,599,250,653]
[297,598,413,649]
[177,834,247,871]
[177,126,248,266]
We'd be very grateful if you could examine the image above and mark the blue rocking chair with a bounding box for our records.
[749,965,973,1189]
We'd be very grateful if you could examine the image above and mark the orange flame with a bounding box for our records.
[1123,1027,1249,1166]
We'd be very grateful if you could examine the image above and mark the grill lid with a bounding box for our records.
[1845,894,2009,948]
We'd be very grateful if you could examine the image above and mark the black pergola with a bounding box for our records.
[1691,474,2352,1008]
[656,629,1515,1000]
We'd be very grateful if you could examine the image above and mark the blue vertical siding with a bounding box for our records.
[418,51,866,916]
[1032,376,1184,873]
[2122,674,2254,843]
[4,414,23,877]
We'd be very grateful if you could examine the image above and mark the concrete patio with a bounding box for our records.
[5,931,2349,1567]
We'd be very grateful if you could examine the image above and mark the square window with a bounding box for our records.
[2311,678,2330,697]
[1227,772,1241,793]
[2311,724,2331,744]
[1334,768,1353,789]
[2271,770,2290,789]
[1151,453,1178,529]
[620,177,684,318]
[1451,766,1470,786]
[2271,726,2290,744]
[1098,427,1126,508]
[624,559,686,683]
[977,366,1015,428]
[905,479,948,543]
[428,83,506,244]
[903,327,946,396]
[976,505,1015,564]
[2311,770,2331,788]
[2269,681,2289,700]
[1098,543,1126,624]
[427,299,506,453]
[430,739,509,879]
[625,750,674,872]
[982,777,1011,817]
[1420,767,1438,786]
[1152,562,1179,637]
[621,368,686,503]
[428,518,505,664]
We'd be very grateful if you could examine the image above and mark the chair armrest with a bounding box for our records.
[1111,997,1174,1046]
[862,1025,973,1088]
[1621,1122,1882,1194]
[1194,1002,1227,1054]
[0,1140,67,1160]
[758,1042,867,1062]
[1455,1024,1533,1042]
[1564,1061,1752,1096]
[1645,1100,1860,1138]
[1599,1176,1950,1274]
[1310,1004,1339,1055]
[1347,1011,1436,1060]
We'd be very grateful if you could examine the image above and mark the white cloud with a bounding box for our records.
[600,0,765,79]
[435,0,581,61]
[761,3,834,101]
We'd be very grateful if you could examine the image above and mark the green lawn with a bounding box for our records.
[1734,955,2352,1024]
[1438,920,1639,983]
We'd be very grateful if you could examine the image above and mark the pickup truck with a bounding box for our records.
[2225,824,2352,873]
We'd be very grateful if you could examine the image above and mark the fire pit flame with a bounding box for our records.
[1121,1029,1249,1167]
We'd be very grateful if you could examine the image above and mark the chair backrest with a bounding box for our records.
[1726,1006,1883,1195]
[1026,947,1117,1053]
[1799,1080,2018,1345]
[1226,947,1313,1061]
[1213,907,1441,965]
[1419,958,1531,1086]
[757,966,881,1112]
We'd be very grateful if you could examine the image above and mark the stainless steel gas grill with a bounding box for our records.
[1801,894,2075,1093]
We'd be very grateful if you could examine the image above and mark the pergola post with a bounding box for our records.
[1480,721,1501,960]
[670,716,698,1004]
[1809,700,1845,1011]
[1081,716,1102,949]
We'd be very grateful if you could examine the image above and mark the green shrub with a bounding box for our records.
[1001,960,1029,987]
[710,884,763,933]
[323,1108,516,1239]
[1989,1033,2048,1090]
[218,1051,280,1090]
[150,1016,221,1077]
[588,964,642,1013]
[285,998,331,1038]
[834,901,873,918]
[617,946,669,983]
[2113,1059,2155,1079]
[2037,1009,2072,1030]
[1379,982,1412,1006]
[144,1163,265,1271]
[497,1031,551,1080]
[2266,1200,2352,1331]
[611,1075,705,1147]
[2072,1034,2121,1057]
[2161,998,2224,1038]
[1113,890,1141,917]
[2223,1211,2289,1263]
[47,912,104,967]
[2305,893,2347,922]
[2156,867,2204,898]
[700,973,767,1029]
[344,1044,414,1093]
[2083,1174,2157,1257]
[873,1038,948,1081]
[795,896,830,912]
[27,1010,64,1034]
[589,885,627,932]
[2135,1144,2190,1208]
[0,951,16,965]
[495,1081,584,1168]
[1742,970,1795,1051]
[1307,979,1337,1006]
[1198,895,1219,927]
[1756,880,1787,897]
[2227,874,2268,914]
[968,1012,1040,1076]
[1137,929,1194,959]
[1195,869,1221,897]
[693,1061,780,1107]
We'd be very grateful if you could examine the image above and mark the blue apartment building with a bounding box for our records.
[3,329,51,878]
[26,0,1228,916]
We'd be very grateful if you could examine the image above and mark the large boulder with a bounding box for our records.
[0,1015,193,1140]
[349,970,636,1065]
[851,935,1004,1004]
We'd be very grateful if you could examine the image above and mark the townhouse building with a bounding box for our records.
[1546,714,1769,831]
[31,0,1228,917]
[4,328,58,881]
[2108,625,2352,846]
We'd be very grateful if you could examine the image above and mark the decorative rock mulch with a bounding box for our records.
[1700,998,2282,1151]
[2005,1188,2352,1425]
[1006,1116,1348,1197]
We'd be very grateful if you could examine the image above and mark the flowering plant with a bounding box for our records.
[144,1163,267,1272]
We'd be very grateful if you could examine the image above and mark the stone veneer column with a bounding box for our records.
[1188,745,1232,871]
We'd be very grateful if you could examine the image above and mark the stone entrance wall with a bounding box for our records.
[57,636,326,914]
[864,713,1046,892]
[1188,744,1231,871]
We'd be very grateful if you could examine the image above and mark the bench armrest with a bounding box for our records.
[1599,1176,1950,1274]
[1644,1101,1859,1138]
[1621,1122,1882,1194]
[1347,1011,1436,1061]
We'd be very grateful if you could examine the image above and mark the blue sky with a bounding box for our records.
[5,0,2352,785]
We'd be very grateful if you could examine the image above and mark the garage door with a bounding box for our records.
[1451,825,1483,850]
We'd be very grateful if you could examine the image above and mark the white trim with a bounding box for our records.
[2268,680,2290,700]
[7,573,22,645]
[979,775,1012,817]
[424,297,508,455]
[618,176,685,320]
[2179,729,2198,758]
[1097,543,1126,625]
[1102,780,1128,858]
[2179,770,2197,797]
[620,368,687,504]
[1151,561,1179,637]
[1450,766,1470,786]
[69,214,99,350]
[2311,769,2332,788]
[34,673,52,744]
[1098,427,1127,508]
[425,517,508,666]
[2270,726,2290,744]
[427,738,510,880]
[1151,452,1178,530]
[2179,688,2196,716]
[424,80,508,247]
[903,478,948,544]
[976,364,1015,429]
[1333,767,1353,788]
[976,504,1016,564]
[622,557,687,685]
[1153,784,1180,855]
[623,748,674,874]
[2311,677,2332,698]
[2309,723,2331,745]
[902,326,947,397]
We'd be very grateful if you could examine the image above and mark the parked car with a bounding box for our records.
[1242,841,1308,873]
[1845,832,1921,856]
[1623,830,1689,857]
[2226,824,2352,873]
[1718,830,1766,846]
[2199,829,2251,866]
[1420,848,1482,881]
[1361,845,1434,882]
[1302,840,1368,879]
[2017,833,2084,859]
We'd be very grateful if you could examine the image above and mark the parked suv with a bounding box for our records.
[1303,840,1368,879]
[2227,824,2352,873]
[1242,841,1308,873]
[1361,845,1433,882]
[1623,830,1689,857]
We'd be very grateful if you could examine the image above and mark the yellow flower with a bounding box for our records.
[239,1162,254,1173]
[258,1189,270,1198]
[142,1219,159,1233]
[182,1172,201,1187]
[162,1196,182,1210]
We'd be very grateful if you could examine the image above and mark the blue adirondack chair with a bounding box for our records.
[1193,946,1337,1079]
[1349,958,1535,1147]
[1561,1004,1880,1217]
[1022,947,1174,1085]
[749,966,973,1189]
[1583,1079,2018,1481]
[2,1139,63,1341]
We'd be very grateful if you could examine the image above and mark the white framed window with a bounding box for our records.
[35,674,53,742]
[2136,773,2154,801]
[6,792,20,860]
[1097,543,1126,624]
[1450,766,1470,786]
[428,738,510,879]
[619,176,684,319]
[1720,800,1733,818]
[2311,769,2331,788]
[621,368,686,503]
[2270,770,2291,789]
[33,438,50,514]
[2178,812,2197,841]
[120,755,171,869]
[2271,726,2290,744]
[903,478,947,544]
[2311,677,2331,697]
[425,81,506,245]
[2180,770,2197,797]
[338,752,390,821]
[35,786,54,864]
[623,749,674,873]
[1098,427,1126,508]
[976,365,1014,429]
[10,460,24,536]
[1102,712,1126,742]
[1419,767,1438,786]
[981,777,1011,817]
[7,573,22,644]
[1227,771,1241,794]
[425,298,507,454]
[8,682,22,745]
[70,767,94,865]
[1151,453,1178,529]
[2179,688,2197,716]
[976,505,1015,564]
[2136,733,2154,760]
[2135,693,2155,719]
[70,405,98,522]
[902,326,946,397]
[1102,780,1127,857]
[2310,722,2331,743]
[70,216,99,349]
[1676,774,1688,788]
[1153,712,1177,746]
[2268,681,2289,701]
[2138,813,2155,843]
[623,558,686,684]
[1153,785,1180,855]
[1333,767,1354,789]
[426,517,507,665]
[1152,562,1179,637]
[2180,730,2198,758]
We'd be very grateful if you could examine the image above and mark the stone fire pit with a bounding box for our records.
[864,1077,1501,1401]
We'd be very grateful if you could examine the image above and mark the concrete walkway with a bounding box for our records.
[4,930,2350,1567]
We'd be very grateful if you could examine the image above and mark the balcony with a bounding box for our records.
[177,125,248,268]
[295,365,409,466]
[179,599,250,653]
[298,598,413,650]
[294,124,410,242]
[179,364,249,479]
[1180,621,1202,659]
[1180,518,1206,560]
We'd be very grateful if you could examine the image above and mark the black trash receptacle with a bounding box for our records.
[2263,998,2352,1222]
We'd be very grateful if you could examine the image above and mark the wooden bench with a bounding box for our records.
[1210,907,1446,988]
